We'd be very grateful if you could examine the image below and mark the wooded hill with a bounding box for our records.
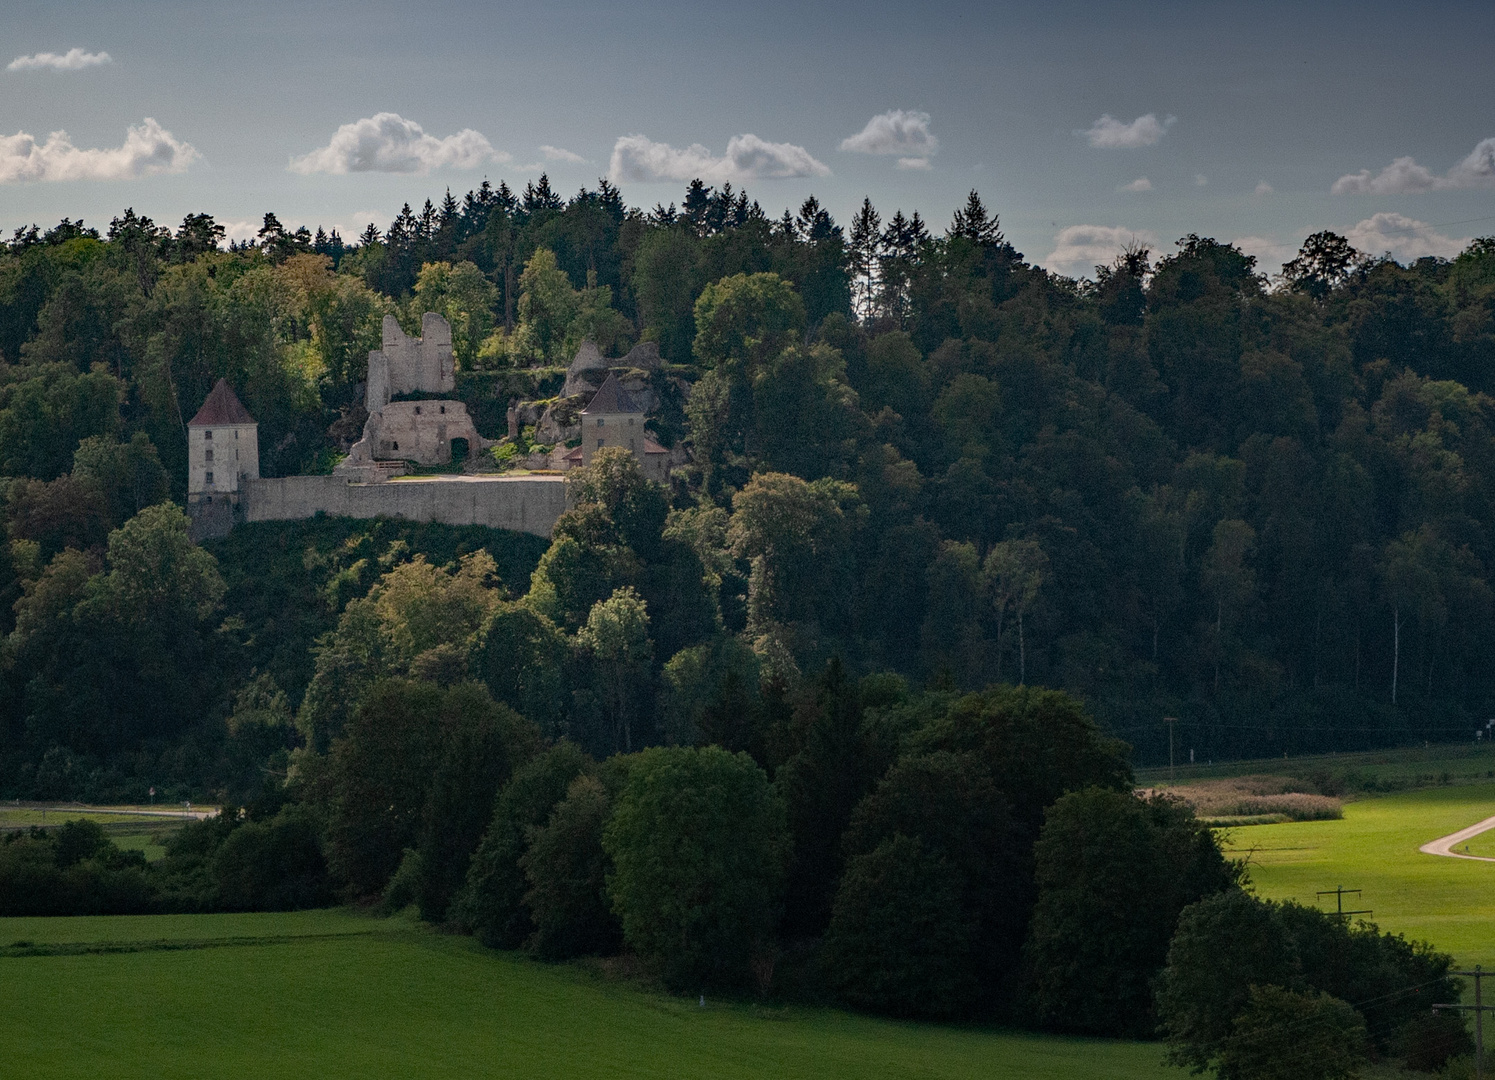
[2,181,1494,799]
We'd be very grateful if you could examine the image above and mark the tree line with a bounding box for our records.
[3,182,1494,784]
[1,662,1469,1078]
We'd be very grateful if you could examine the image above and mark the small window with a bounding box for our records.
[439,405,446,414]
[628,418,635,426]
[597,417,604,426]
[392,441,399,451]
[415,406,422,415]
[204,429,213,440]
[205,448,214,462]
[235,430,239,439]
[205,471,214,484]
[629,439,636,451]
[235,450,240,460]
[597,439,604,449]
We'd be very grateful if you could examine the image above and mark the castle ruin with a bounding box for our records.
[184,315,675,542]
[337,313,494,482]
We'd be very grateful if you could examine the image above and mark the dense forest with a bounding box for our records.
[3,177,1493,798]
[2,181,1488,1069]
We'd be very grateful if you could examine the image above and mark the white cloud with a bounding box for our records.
[8,48,112,72]
[897,156,932,170]
[1195,174,1208,186]
[290,113,504,175]
[1254,180,1274,195]
[218,220,258,245]
[609,133,829,184]
[1332,137,1495,195]
[840,110,939,158]
[1042,224,1159,277]
[1344,212,1472,261]
[0,118,198,183]
[1232,235,1294,271]
[1081,113,1174,149]
[1121,176,1153,193]
[540,145,587,164]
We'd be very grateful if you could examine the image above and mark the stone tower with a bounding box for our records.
[187,378,259,505]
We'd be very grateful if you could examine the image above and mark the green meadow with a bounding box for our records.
[8,762,1493,1079]
[1219,782,1495,970]
[0,909,1174,1080]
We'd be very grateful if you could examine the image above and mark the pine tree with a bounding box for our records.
[849,197,882,322]
[682,179,713,236]
[948,190,1002,248]
[522,174,562,214]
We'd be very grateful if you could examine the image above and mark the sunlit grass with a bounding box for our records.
[1220,782,1495,970]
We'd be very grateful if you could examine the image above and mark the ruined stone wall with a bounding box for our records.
[239,474,567,538]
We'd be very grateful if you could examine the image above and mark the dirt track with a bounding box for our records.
[1419,813,1495,862]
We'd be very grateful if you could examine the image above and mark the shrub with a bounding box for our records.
[212,804,332,911]
[414,683,542,923]
[841,750,1022,996]
[1158,890,1461,1074]
[603,746,788,992]
[0,826,153,916]
[521,774,619,959]
[451,741,592,947]
[1157,777,1342,822]
[1026,789,1240,1036]
[1216,985,1366,1080]
[821,834,978,1017]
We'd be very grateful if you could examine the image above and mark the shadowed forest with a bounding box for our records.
[3,181,1492,1075]
[2,178,1495,801]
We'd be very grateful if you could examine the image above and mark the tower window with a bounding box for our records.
[204,430,213,440]
[597,439,604,449]
[439,405,446,414]
[205,449,214,462]
[205,471,214,484]
[415,406,422,415]
[597,418,604,426]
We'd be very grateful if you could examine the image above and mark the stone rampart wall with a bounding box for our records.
[239,474,566,538]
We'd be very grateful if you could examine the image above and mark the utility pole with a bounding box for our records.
[1436,966,1493,1080]
[1316,886,1372,921]
[1164,717,1178,782]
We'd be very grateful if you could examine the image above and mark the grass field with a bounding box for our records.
[1460,829,1495,859]
[1219,781,1495,970]
[0,910,1177,1080]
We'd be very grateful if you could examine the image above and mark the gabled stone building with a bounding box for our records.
[187,378,260,501]
[185,378,260,537]
[562,372,670,482]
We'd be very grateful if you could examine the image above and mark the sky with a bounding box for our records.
[2,0,1492,278]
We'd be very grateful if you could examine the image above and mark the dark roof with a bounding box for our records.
[581,372,642,416]
[188,379,255,426]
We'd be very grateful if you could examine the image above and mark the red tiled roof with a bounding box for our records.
[188,378,255,426]
[563,446,584,461]
[643,438,667,454]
